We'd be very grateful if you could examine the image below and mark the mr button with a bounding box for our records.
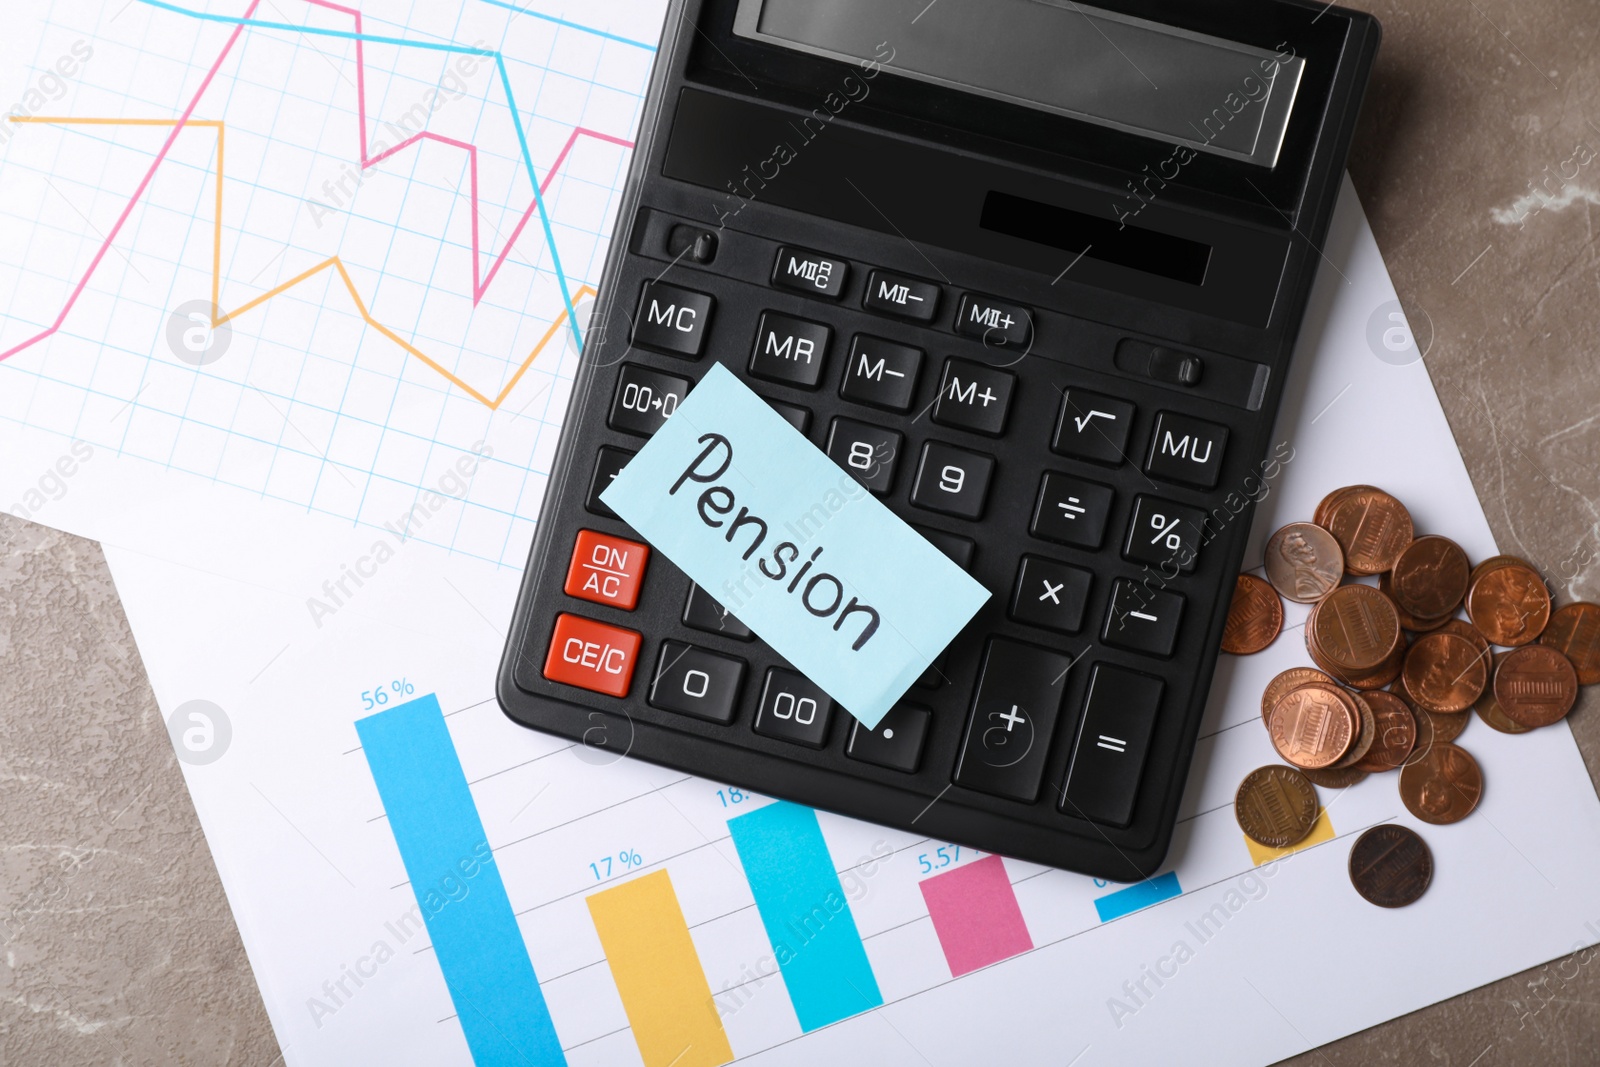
[1145,411,1228,488]
[543,614,642,698]
[564,529,650,610]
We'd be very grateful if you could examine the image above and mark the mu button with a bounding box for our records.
[564,529,650,610]
[543,613,642,698]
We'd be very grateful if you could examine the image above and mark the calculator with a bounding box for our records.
[498,0,1379,879]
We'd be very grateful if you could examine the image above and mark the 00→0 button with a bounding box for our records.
[543,613,642,698]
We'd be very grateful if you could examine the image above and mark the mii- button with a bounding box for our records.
[564,529,650,610]
[543,613,642,697]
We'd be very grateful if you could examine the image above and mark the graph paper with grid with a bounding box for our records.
[0,0,660,566]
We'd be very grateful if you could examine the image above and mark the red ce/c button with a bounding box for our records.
[564,529,650,610]
[543,613,642,697]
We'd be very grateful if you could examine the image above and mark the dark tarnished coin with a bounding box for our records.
[1264,522,1345,603]
[1402,631,1488,713]
[1304,765,1369,789]
[1317,487,1414,575]
[1348,824,1434,907]
[1222,574,1285,654]
[1541,602,1600,686]
[1466,561,1552,646]
[1262,667,1338,724]
[1350,690,1417,772]
[1235,765,1320,848]
[1388,535,1471,621]
[1494,643,1579,727]
[1400,742,1483,824]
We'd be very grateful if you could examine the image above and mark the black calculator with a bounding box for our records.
[498,0,1379,879]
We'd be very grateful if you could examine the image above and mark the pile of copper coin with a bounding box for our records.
[1227,485,1599,908]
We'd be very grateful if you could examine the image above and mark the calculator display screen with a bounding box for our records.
[733,0,1305,168]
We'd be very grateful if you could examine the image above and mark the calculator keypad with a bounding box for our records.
[609,363,691,436]
[911,441,994,519]
[952,638,1074,803]
[772,246,848,298]
[750,311,831,388]
[847,703,931,772]
[1030,471,1113,549]
[1145,411,1229,488]
[632,281,713,358]
[1053,389,1136,465]
[840,335,923,411]
[933,358,1015,436]
[754,669,835,748]
[648,641,746,723]
[586,447,634,517]
[827,418,902,494]
[863,269,940,321]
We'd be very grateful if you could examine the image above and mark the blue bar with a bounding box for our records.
[357,695,567,1067]
[726,802,882,1031]
[1094,871,1183,922]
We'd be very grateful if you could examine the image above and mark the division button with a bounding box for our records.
[1030,471,1114,549]
[1102,578,1185,657]
[1122,495,1206,573]
[608,363,692,437]
[631,281,714,358]
[1009,556,1092,634]
[863,269,940,321]
[932,357,1014,436]
[911,441,995,520]
[826,417,902,495]
[955,292,1032,348]
[1061,663,1164,827]
[749,311,831,388]
[586,446,635,517]
[840,334,922,411]
[563,529,650,610]
[953,637,1076,803]
[1052,390,1135,465]
[683,583,755,641]
[1145,411,1228,488]
[772,246,848,299]
[847,703,931,772]
[542,613,642,698]
[753,668,835,748]
[647,641,746,724]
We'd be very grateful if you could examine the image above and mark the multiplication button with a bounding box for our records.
[1009,556,1092,634]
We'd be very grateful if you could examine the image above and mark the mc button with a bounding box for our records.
[542,613,642,698]
[631,281,713,358]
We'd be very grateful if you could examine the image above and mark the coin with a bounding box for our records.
[1437,617,1491,659]
[1235,765,1320,848]
[1262,667,1338,724]
[1332,691,1378,768]
[1317,487,1414,575]
[1401,697,1439,766]
[1541,602,1600,686]
[1304,765,1369,789]
[1222,574,1284,654]
[1308,584,1402,671]
[1348,824,1433,907]
[1475,673,1532,735]
[1399,742,1483,824]
[1382,570,1456,632]
[1466,561,1552,646]
[1350,690,1417,772]
[1388,535,1471,620]
[1267,685,1359,769]
[1314,485,1381,529]
[1468,554,1525,588]
[1336,643,1406,691]
[1494,643,1579,727]
[1401,631,1488,713]
[1415,703,1468,744]
[1264,522,1345,603]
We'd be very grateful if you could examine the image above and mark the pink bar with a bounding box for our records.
[919,854,1034,977]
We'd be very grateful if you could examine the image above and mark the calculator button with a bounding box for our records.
[1103,578,1185,657]
[683,583,754,641]
[955,292,1032,348]
[750,311,831,388]
[647,641,746,723]
[1122,495,1205,573]
[586,446,635,517]
[826,417,901,495]
[768,399,811,434]
[1030,472,1113,549]
[564,529,650,610]
[631,281,713,358]
[753,668,834,748]
[1009,556,1092,634]
[952,638,1074,803]
[1052,390,1135,465]
[608,363,691,437]
[840,334,922,411]
[1061,664,1164,827]
[847,703,931,773]
[915,652,949,689]
[915,525,976,572]
[911,441,994,520]
[1145,411,1229,488]
[772,246,848,299]
[932,358,1014,436]
[542,613,642,698]
[863,269,940,321]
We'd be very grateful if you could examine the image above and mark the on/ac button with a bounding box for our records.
[564,529,650,610]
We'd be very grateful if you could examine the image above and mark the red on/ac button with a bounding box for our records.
[543,613,642,697]
[564,529,650,610]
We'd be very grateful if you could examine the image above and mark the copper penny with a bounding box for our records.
[1468,554,1525,588]
[1332,691,1378,768]
[1337,643,1406,691]
[1317,487,1414,575]
[1541,602,1600,686]
[1348,825,1433,908]
[1350,690,1417,772]
[1466,562,1552,646]
[1222,574,1284,654]
[1261,667,1337,724]
[1309,584,1402,671]
[1401,632,1488,713]
[1267,685,1358,769]
[1388,536,1471,620]
[1264,522,1345,603]
[1401,698,1439,766]
[1304,765,1369,789]
[1475,675,1532,735]
[1494,643,1579,727]
[1437,617,1491,659]
[1235,765,1320,848]
[1399,742,1483,824]
[1415,703,1467,745]
[1314,485,1381,529]
[1382,570,1456,632]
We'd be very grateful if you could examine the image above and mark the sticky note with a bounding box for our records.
[601,363,989,728]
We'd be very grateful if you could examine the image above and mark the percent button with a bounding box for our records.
[1122,496,1206,573]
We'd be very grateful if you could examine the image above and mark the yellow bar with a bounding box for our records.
[1244,808,1336,866]
[587,870,734,1067]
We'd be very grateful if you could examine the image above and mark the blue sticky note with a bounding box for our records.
[601,363,989,728]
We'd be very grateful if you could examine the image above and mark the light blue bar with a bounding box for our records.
[357,695,567,1067]
[1093,871,1183,922]
[727,802,882,1031]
